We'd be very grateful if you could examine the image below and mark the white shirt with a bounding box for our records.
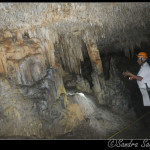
[137,62,150,88]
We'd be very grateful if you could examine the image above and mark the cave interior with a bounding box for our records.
[1,3,150,139]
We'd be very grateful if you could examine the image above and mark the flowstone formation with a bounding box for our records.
[0,3,150,138]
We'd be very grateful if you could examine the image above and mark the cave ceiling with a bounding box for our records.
[0,3,150,56]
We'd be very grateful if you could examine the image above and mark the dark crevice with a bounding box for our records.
[80,40,93,89]
[100,53,111,81]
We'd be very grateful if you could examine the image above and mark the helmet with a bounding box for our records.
[137,52,148,59]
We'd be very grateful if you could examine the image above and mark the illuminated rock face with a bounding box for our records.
[0,3,150,138]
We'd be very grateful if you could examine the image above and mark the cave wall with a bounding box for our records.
[0,3,150,138]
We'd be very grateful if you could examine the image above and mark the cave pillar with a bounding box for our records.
[85,40,104,85]
[85,40,105,105]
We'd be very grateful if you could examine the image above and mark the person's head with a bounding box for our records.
[137,52,148,65]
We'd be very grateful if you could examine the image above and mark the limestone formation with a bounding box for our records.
[0,3,149,139]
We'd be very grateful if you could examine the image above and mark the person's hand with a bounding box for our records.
[122,70,132,77]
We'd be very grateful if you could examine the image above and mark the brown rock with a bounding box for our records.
[4,31,12,39]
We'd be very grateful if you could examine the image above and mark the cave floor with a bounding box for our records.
[55,111,150,140]
[1,120,150,140]
[55,123,150,140]
[113,115,150,139]
[114,125,150,139]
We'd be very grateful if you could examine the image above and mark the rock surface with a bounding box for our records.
[0,3,149,138]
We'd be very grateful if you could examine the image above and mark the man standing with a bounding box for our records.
[122,52,150,106]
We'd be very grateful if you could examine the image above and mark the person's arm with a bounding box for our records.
[122,70,143,81]
[129,73,143,81]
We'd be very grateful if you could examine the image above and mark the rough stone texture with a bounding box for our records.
[0,77,44,138]
[0,3,149,138]
[0,3,150,57]
[76,75,92,93]
[102,56,130,112]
